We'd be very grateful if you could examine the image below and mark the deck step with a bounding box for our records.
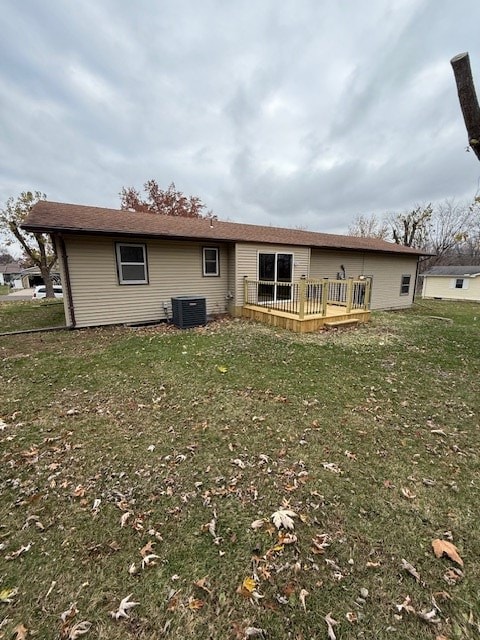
[324,318,360,329]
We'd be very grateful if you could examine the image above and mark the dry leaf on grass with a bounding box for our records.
[299,588,309,612]
[250,519,265,530]
[432,539,464,566]
[194,576,212,596]
[60,602,79,623]
[67,621,92,639]
[244,627,266,638]
[12,624,28,640]
[110,594,140,620]
[0,587,18,603]
[401,559,423,584]
[139,540,155,557]
[325,613,338,640]
[417,607,441,624]
[187,597,204,610]
[241,577,256,593]
[271,509,296,530]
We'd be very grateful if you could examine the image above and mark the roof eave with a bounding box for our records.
[21,223,429,256]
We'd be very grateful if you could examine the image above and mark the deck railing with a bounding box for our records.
[244,277,371,319]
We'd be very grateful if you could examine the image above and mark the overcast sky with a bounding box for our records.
[1,0,480,235]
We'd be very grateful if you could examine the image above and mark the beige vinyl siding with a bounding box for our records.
[310,249,418,310]
[64,235,229,328]
[234,243,311,308]
[422,275,480,301]
[309,250,365,280]
[227,244,236,314]
[54,236,73,326]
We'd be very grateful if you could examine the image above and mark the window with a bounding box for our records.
[455,278,464,289]
[203,247,219,276]
[116,243,148,284]
[400,274,411,296]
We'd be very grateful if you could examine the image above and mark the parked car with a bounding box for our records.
[32,285,63,299]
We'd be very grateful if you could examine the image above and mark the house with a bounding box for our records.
[22,201,428,332]
[0,262,23,288]
[421,265,480,302]
[20,266,61,289]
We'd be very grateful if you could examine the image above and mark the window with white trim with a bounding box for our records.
[454,278,468,289]
[115,243,148,284]
[400,274,411,295]
[203,247,219,276]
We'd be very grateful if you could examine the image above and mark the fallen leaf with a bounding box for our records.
[5,543,32,560]
[396,595,415,614]
[401,558,422,583]
[0,587,19,603]
[401,487,416,500]
[68,621,92,638]
[443,567,463,585]
[271,509,296,530]
[250,519,265,530]
[325,613,338,640]
[432,539,464,566]
[60,602,78,623]
[110,594,140,620]
[120,512,131,527]
[299,588,309,612]
[417,607,441,624]
[244,627,266,638]
[242,577,256,593]
[12,623,28,640]
[187,597,204,610]
[140,541,155,557]
[216,365,228,373]
[322,462,342,474]
[193,576,212,595]
[141,553,160,569]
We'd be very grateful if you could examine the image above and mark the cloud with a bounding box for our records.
[1,0,479,234]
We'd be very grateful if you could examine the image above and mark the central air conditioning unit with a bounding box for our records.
[171,296,207,329]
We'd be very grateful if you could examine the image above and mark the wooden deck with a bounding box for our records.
[241,303,371,333]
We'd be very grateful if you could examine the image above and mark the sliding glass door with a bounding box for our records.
[258,252,293,302]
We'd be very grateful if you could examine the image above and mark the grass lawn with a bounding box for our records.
[0,301,479,639]
[0,300,65,333]
[0,285,10,296]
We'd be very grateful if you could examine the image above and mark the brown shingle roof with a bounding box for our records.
[22,201,429,256]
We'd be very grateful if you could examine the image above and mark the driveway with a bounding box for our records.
[0,288,34,302]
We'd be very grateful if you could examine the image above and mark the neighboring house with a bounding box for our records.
[422,266,480,302]
[20,266,61,289]
[22,201,428,331]
[0,262,23,288]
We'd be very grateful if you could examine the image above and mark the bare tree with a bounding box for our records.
[347,214,389,239]
[120,180,215,219]
[389,205,433,248]
[0,191,57,297]
[451,52,480,161]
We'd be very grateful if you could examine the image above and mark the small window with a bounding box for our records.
[203,247,219,276]
[455,278,464,289]
[116,243,148,284]
[400,274,411,296]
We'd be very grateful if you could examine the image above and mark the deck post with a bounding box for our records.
[298,276,306,319]
[243,276,248,305]
[364,278,371,310]
[346,277,354,313]
[321,279,328,316]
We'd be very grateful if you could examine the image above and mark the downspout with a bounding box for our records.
[412,256,421,304]
[57,234,76,328]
